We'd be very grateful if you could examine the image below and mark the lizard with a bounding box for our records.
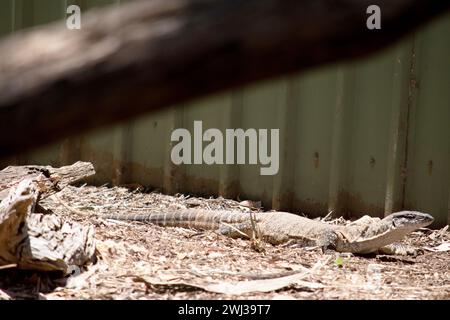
[104,209,434,255]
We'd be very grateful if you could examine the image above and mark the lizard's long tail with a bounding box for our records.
[103,209,252,230]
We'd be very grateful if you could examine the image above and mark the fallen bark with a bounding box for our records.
[0,162,96,273]
[0,161,95,202]
[0,0,449,157]
[0,178,95,273]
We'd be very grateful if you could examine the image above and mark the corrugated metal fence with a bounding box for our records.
[1,1,449,226]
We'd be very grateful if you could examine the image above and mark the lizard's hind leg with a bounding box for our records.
[217,221,254,239]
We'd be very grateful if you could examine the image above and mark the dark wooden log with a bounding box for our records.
[0,178,95,273]
[0,0,449,157]
[0,161,96,201]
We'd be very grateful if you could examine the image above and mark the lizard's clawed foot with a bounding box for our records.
[377,243,423,256]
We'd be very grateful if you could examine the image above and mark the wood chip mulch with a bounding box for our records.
[1,185,449,300]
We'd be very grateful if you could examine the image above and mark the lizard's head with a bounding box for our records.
[386,211,434,231]
[343,211,434,254]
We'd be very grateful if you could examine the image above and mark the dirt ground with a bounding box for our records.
[1,184,449,300]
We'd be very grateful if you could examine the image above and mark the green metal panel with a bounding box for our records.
[342,42,414,218]
[31,0,67,24]
[0,1,14,37]
[404,16,450,226]
[1,2,449,226]
[238,79,288,208]
[291,67,339,217]
[181,95,235,195]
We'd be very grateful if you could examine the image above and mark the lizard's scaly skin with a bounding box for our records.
[104,209,434,255]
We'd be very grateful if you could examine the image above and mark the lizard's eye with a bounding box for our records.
[392,218,405,227]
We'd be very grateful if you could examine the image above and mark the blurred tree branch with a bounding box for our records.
[0,0,449,157]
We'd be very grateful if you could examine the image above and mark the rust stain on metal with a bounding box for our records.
[333,189,385,219]
[59,144,388,221]
[79,144,164,188]
[180,174,222,198]
[290,196,328,218]
[271,191,295,211]
[219,180,241,200]
[313,151,319,169]
[410,78,420,89]
[427,160,433,176]
[34,141,433,225]
[401,39,416,210]
[369,156,376,168]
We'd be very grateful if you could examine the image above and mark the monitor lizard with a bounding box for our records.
[104,209,433,255]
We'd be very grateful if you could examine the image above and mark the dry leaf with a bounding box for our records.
[424,242,450,252]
